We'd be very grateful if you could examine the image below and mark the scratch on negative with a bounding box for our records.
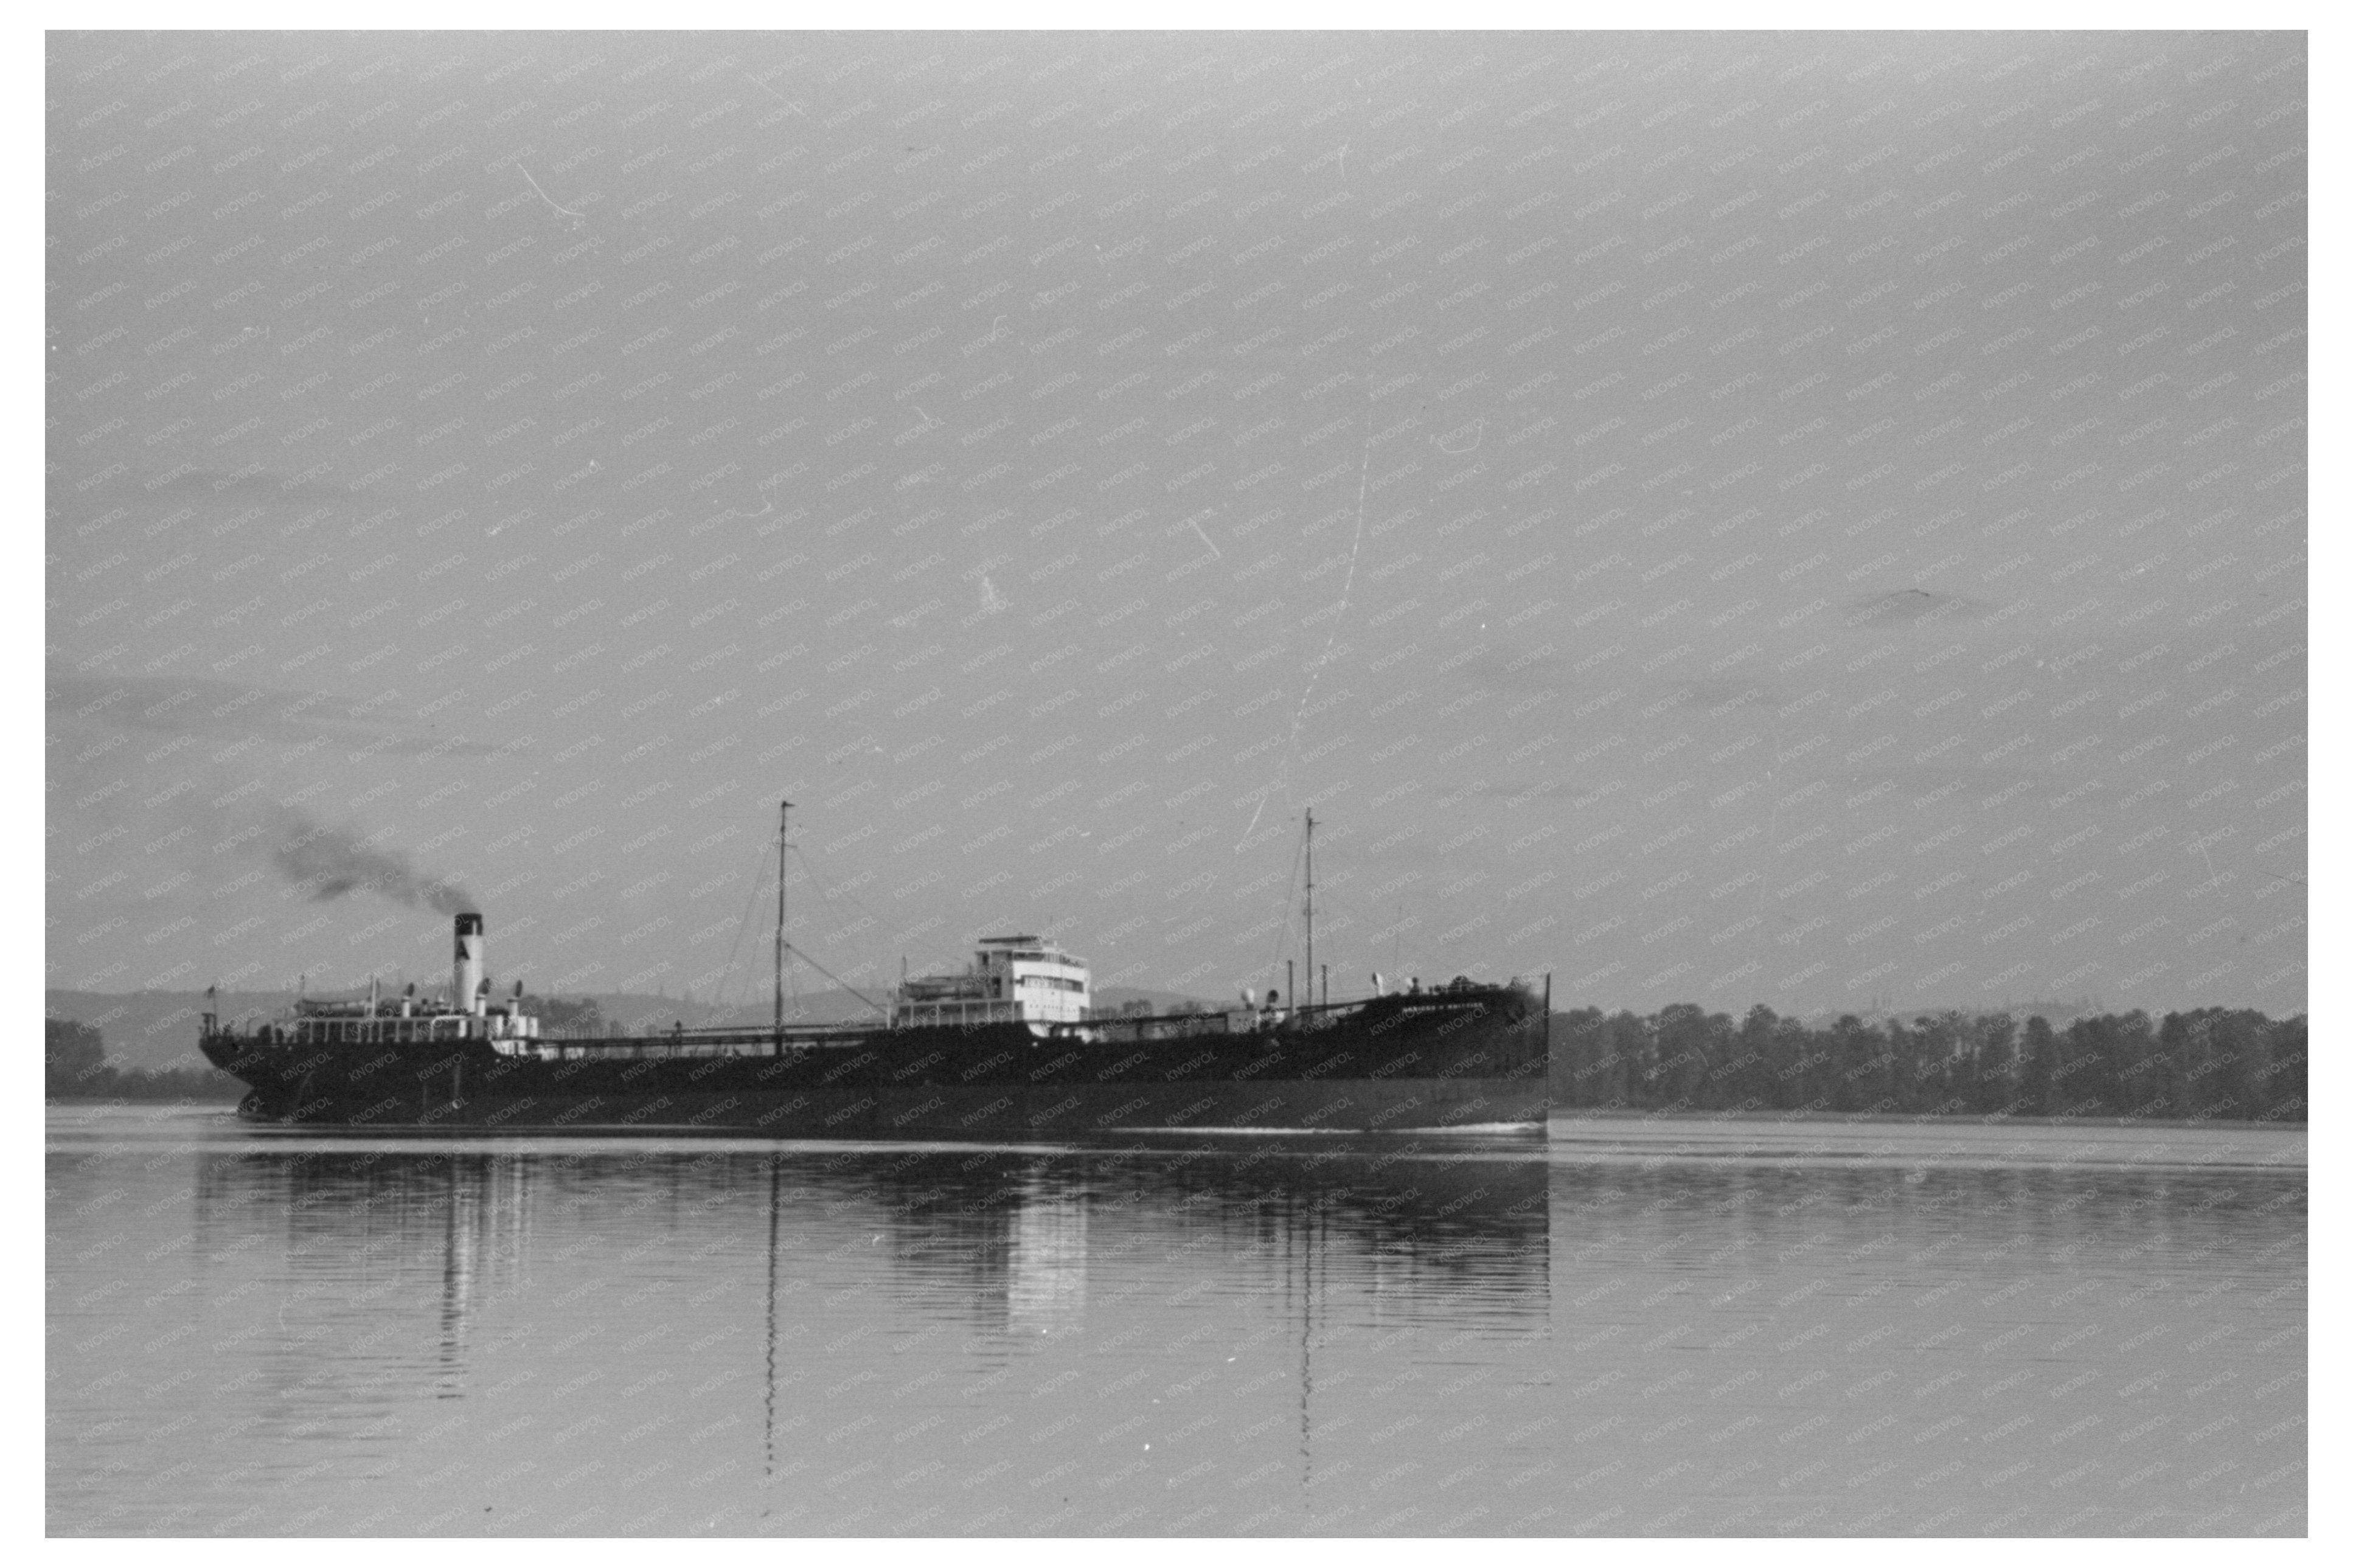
[518,167,584,220]
[1237,381,1374,852]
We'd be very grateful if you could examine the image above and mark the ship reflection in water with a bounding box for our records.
[164,1134,1549,1535]
[50,1111,2304,1536]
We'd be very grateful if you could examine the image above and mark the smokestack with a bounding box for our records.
[454,912,485,1017]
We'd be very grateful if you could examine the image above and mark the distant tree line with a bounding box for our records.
[44,1018,243,1102]
[1551,1004,2306,1123]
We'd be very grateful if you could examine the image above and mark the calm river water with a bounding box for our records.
[47,1106,2304,1536]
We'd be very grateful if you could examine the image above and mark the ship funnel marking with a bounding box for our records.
[454,912,485,1016]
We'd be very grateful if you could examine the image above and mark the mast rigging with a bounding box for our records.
[774,799,790,1040]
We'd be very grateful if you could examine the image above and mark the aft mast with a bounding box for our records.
[1304,807,1314,1013]
[774,799,790,1043]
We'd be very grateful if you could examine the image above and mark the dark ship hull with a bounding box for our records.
[200,984,1549,1137]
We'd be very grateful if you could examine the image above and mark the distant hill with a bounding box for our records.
[44,984,1220,1073]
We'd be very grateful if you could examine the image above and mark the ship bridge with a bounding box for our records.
[892,935,1090,1028]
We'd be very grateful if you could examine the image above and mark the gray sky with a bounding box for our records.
[46,30,2305,1018]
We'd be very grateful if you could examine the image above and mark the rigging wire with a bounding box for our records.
[782,842,918,1016]
[785,833,962,979]
[1259,819,1309,988]
[710,825,781,1015]
[771,875,892,1021]
[1380,898,1438,985]
[1237,375,1375,854]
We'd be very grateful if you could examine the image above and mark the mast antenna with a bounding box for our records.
[1304,807,1314,1012]
[774,799,791,1039]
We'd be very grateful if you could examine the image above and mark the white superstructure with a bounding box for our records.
[892,935,1092,1027]
[269,912,542,1049]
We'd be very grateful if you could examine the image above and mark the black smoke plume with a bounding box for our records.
[268,810,474,915]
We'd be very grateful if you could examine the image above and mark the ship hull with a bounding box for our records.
[201,987,1548,1136]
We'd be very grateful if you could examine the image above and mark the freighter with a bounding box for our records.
[200,805,1551,1136]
